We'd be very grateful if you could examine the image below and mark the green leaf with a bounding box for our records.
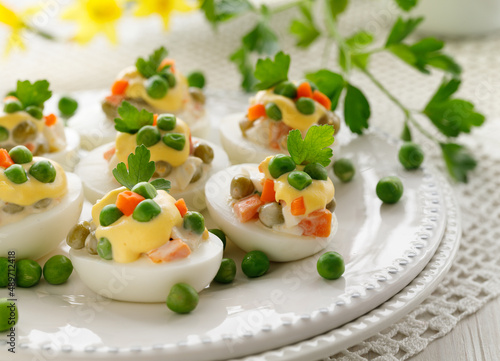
[305,70,344,110]
[15,80,52,109]
[428,77,461,104]
[395,0,418,12]
[201,0,253,24]
[254,51,290,90]
[229,47,256,92]
[410,37,444,54]
[287,125,335,167]
[289,3,320,48]
[388,43,417,66]
[345,31,374,50]
[338,46,349,72]
[112,145,156,190]
[150,178,171,192]
[440,143,477,183]
[327,0,348,19]
[426,54,461,76]
[243,21,279,55]
[343,84,370,134]
[135,47,168,79]
[114,101,154,134]
[385,17,423,46]
[401,122,412,141]
[351,52,370,70]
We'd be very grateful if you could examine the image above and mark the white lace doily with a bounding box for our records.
[1,0,499,360]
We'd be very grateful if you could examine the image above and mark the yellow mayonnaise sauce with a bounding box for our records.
[259,156,335,215]
[0,111,44,133]
[114,118,190,167]
[0,157,67,206]
[92,188,183,263]
[251,89,328,133]
[118,66,189,113]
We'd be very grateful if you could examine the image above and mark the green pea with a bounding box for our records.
[317,251,345,280]
[241,250,270,278]
[398,142,424,170]
[166,283,199,314]
[9,145,32,164]
[187,71,206,89]
[333,158,355,182]
[183,211,205,235]
[97,238,113,260]
[0,257,8,288]
[133,199,161,222]
[16,259,42,288]
[214,258,236,284]
[296,97,316,115]
[146,75,169,99]
[58,96,78,117]
[43,255,73,285]
[29,160,56,183]
[156,113,176,131]
[273,81,297,99]
[163,71,177,88]
[3,99,22,113]
[0,298,18,332]
[265,102,282,121]
[131,181,157,199]
[99,204,123,226]
[208,229,226,250]
[26,105,43,120]
[268,154,296,179]
[5,164,27,184]
[162,133,186,151]
[376,176,404,204]
[0,126,8,141]
[303,163,328,181]
[287,171,312,190]
[136,125,161,147]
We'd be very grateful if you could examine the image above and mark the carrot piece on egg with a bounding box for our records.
[233,194,264,223]
[159,58,176,73]
[103,146,116,161]
[111,79,129,95]
[0,149,14,168]
[116,191,145,217]
[299,209,332,237]
[147,239,191,263]
[175,198,188,217]
[44,113,57,127]
[296,82,313,99]
[260,179,276,203]
[247,104,266,121]
[291,197,306,216]
[153,114,158,126]
[312,90,332,110]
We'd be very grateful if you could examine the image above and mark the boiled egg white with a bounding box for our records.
[70,232,223,303]
[43,128,81,171]
[205,164,338,262]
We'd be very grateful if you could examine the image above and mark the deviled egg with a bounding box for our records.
[1,80,80,170]
[207,125,338,262]
[68,145,223,302]
[0,146,83,259]
[220,54,341,164]
[76,102,229,210]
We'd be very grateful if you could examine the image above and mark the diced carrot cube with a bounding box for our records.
[299,209,332,237]
[116,191,145,217]
[111,79,129,95]
[233,194,264,223]
[147,239,191,263]
[247,104,266,121]
[159,58,176,73]
[44,113,57,127]
[103,146,116,161]
[175,198,188,217]
[260,178,276,203]
[297,82,313,99]
[153,114,158,126]
[0,149,14,168]
[291,197,306,216]
[105,94,125,106]
[24,143,35,152]
[312,90,332,110]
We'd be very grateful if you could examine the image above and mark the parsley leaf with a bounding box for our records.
[254,51,290,90]
[306,70,344,110]
[394,0,418,12]
[290,3,320,48]
[201,0,253,24]
[440,143,477,183]
[136,47,168,79]
[230,47,256,92]
[150,178,171,192]
[112,145,156,190]
[243,21,279,55]
[343,83,370,134]
[287,125,335,167]
[114,101,154,134]
[424,77,485,137]
[345,31,374,50]
[401,123,412,141]
[327,0,348,20]
[385,17,423,47]
[15,80,52,109]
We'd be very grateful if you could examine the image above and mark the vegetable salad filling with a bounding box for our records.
[231,125,337,237]
[102,47,205,126]
[0,146,67,226]
[240,53,340,151]
[105,102,214,191]
[67,145,210,263]
[1,80,66,156]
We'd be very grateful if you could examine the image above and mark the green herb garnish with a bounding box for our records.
[12,80,52,110]
[254,51,290,90]
[114,101,154,134]
[287,125,335,167]
[136,46,169,79]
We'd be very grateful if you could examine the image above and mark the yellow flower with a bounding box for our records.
[0,2,27,54]
[134,0,196,29]
[61,0,124,44]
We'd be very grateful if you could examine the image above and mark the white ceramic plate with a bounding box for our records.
[9,131,451,361]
